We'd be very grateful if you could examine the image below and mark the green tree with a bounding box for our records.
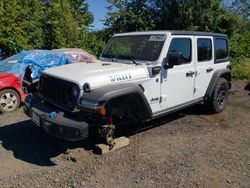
[43,0,80,48]
[103,0,240,37]
[0,0,95,56]
[0,0,44,55]
[104,0,155,38]
[228,0,250,58]
[154,0,238,36]
[68,0,94,28]
[229,19,249,58]
[43,0,95,53]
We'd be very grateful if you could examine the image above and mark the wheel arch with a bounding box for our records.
[0,87,22,102]
[106,92,152,121]
[205,68,231,98]
[80,83,153,121]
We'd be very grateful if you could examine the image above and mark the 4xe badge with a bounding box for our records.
[109,74,132,83]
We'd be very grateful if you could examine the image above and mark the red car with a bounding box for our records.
[0,73,26,113]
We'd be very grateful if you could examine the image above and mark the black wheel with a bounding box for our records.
[205,78,229,113]
[0,89,20,113]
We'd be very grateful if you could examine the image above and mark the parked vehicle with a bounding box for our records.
[52,48,97,63]
[0,50,79,113]
[24,31,231,147]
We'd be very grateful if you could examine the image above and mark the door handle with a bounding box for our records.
[206,67,214,73]
[186,71,195,77]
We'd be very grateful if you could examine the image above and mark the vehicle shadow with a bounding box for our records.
[0,119,97,167]
[116,104,209,138]
[0,105,208,166]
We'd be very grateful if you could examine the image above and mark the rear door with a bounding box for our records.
[160,36,195,109]
[194,36,214,98]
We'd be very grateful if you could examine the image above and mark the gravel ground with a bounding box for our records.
[0,80,249,188]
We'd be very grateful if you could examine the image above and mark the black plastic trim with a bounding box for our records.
[205,69,231,98]
[38,74,80,112]
[24,99,89,142]
[153,98,204,119]
[170,31,227,37]
[78,83,153,119]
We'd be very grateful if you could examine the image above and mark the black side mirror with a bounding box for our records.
[164,52,183,69]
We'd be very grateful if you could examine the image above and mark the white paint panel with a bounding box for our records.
[160,36,195,109]
[44,61,149,88]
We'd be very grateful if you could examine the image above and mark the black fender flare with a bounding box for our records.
[79,83,152,120]
[205,68,231,98]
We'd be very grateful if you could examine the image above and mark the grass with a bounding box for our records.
[230,58,250,80]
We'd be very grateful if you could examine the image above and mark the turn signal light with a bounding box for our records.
[99,106,106,116]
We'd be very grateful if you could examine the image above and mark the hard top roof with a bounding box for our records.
[114,30,227,38]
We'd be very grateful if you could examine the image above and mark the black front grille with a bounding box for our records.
[39,74,80,111]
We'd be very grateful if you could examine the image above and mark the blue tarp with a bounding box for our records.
[0,50,69,80]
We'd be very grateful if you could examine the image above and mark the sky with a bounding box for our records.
[86,0,234,30]
[86,0,111,30]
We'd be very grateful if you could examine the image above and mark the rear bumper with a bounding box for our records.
[24,95,89,142]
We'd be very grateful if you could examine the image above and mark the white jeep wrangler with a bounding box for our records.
[24,31,231,145]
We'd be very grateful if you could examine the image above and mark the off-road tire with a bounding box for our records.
[205,78,229,113]
[0,89,20,113]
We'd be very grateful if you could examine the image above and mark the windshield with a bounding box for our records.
[101,35,166,62]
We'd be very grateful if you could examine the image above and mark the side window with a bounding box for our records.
[197,38,212,62]
[215,38,228,60]
[168,38,192,64]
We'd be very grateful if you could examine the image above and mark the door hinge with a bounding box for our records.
[194,86,199,93]
[160,95,167,103]
[195,71,198,76]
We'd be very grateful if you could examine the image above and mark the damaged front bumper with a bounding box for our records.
[23,95,89,142]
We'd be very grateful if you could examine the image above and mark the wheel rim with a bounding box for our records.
[0,92,18,112]
[217,85,227,109]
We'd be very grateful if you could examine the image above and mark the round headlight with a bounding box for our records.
[65,85,79,103]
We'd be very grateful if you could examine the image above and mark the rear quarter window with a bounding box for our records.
[197,38,212,62]
[214,38,228,62]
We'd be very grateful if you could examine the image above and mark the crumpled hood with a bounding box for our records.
[43,60,149,88]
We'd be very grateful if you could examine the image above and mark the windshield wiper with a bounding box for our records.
[104,54,114,62]
[128,56,138,65]
[118,55,139,65]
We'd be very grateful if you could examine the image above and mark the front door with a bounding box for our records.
[160,36,195,109]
